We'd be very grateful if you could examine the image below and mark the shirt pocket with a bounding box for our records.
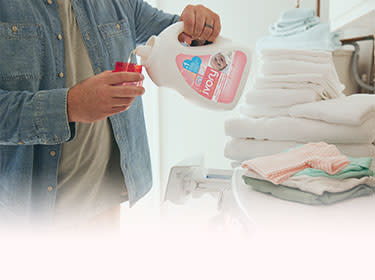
[0,22,44,91]
[97,17,135,67]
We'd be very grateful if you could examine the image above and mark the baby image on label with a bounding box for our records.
[176,50,247,104]
[209,51,233,74]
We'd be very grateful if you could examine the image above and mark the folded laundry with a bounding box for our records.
[257,23,342,51]
[261,48,332,60]
[240,104,289,118]
[253,74,343,99]
[241,142,350,184]
[288,94,375,126]
[242,176,375,206]
[261,60,331,76]
[225,117,375,144]
[260,60,343,95]
[260,49,333,69]
[275,8,316,24]
[261,53,330,65]
[269,8,320,37]
[244,169,375,195]
[242,94,375,125]
[245,88,321,107]
[295,157,374,179]
[270,17,320,37]
[224,138,375,161]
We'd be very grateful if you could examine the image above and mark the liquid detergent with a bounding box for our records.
[134,22,252,111]
[112,61,143,86]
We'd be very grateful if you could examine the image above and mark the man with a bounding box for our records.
[0,0,221,227]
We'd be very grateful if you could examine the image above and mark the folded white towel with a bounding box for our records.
[225,138,375,161]
[261,48,332,59]
[261,60,330,75]
[245,88,320,107]
[262,54,330,65]
[260,60,343,97]
[243,94,375,124]
[289,94,375,126]
[244,169,375,195]
[261,49,332,64]
[225,117,375,144]
[254,74,343,99]
[240,104,289,118]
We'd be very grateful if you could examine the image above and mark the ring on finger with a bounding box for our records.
[204,23,214,29]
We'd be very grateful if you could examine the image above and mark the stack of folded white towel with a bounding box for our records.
[225,49,375,167]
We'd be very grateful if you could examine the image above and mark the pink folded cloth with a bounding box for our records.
[241,142,350,184]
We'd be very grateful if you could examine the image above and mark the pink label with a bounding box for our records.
[176,51,247,104]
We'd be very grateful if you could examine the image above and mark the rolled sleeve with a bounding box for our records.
[0,88,75,145]
[33,88,75,144]
[130,0,180,44]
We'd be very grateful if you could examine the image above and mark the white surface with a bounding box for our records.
[232,168,375,235]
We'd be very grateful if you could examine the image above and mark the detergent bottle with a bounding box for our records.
[134,22,252,111]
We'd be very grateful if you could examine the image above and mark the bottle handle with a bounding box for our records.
[166,21,230,48]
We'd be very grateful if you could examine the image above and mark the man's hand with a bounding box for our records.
[67,71,145,123]
[179,4,221,45]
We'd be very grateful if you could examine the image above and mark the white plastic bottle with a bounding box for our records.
[135,22,252,111]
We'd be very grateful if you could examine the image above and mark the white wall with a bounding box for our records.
[156,0,327,191]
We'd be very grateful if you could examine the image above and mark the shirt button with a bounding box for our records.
[116,24,121,30]
[12,25,18,33]
[50,151,56,157]
[17,141,24,145]
[59,72,64,78]
[47,185,54,192]
[47,0,53,5]
[57,34,63,40]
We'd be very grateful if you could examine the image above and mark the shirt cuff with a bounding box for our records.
[33,88,75,144]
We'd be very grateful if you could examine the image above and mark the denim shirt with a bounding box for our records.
[0,0,178,223]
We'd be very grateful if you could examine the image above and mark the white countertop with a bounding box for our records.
[232,169,375,237]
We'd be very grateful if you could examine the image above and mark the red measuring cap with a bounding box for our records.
[112,62,143,86]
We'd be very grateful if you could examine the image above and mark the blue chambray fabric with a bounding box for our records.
[0,0,178,224]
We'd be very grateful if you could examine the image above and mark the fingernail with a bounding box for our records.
[140,74,145,80]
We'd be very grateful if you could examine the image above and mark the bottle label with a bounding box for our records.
[176,51,247,104]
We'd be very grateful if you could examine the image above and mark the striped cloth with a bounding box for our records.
[241,142,350,184]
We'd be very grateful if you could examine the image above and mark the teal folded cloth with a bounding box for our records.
[295,157,374,179]
[270,8,320,37]
[242,176,375,205]
[278,8,316,23]
[257,23,342,51]
[270,17,320,37]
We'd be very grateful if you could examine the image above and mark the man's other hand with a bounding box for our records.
[67,71,145,123]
